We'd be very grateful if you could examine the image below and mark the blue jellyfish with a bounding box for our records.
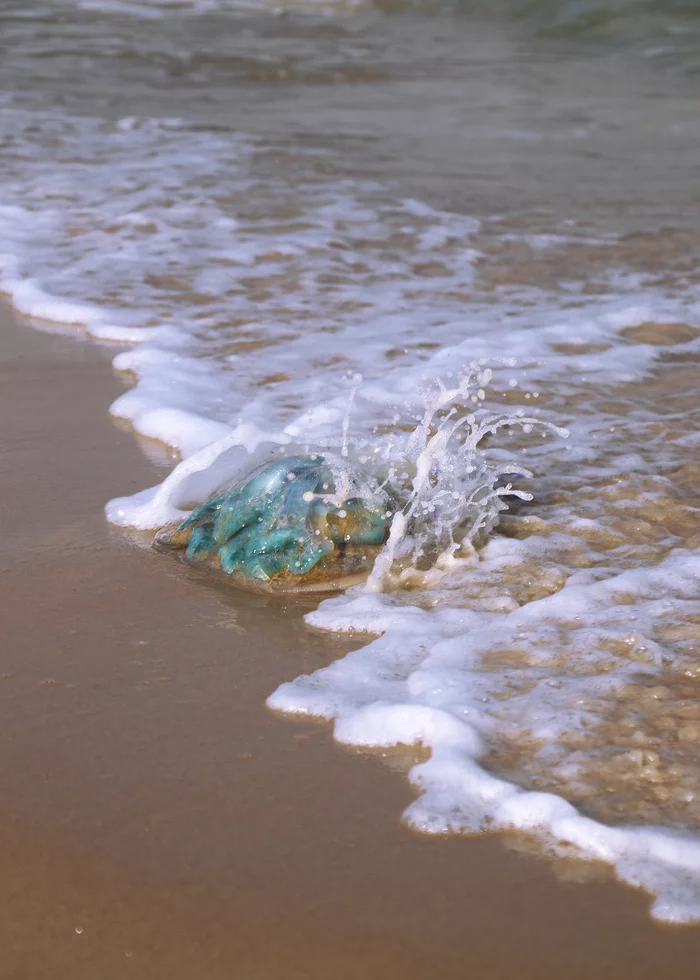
[157,455,388,589]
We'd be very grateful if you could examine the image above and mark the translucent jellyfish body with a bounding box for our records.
[157,455,388,591]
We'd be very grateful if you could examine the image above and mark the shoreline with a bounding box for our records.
[4,303,700,977]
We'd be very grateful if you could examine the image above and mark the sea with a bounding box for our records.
[3,0,700,923]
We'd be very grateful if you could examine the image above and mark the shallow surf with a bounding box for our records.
[3,0,700,923]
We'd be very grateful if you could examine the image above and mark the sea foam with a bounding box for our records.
[269,549,700,924]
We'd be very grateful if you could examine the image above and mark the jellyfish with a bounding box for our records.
[156,455,388,591]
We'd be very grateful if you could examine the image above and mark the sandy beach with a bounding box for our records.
[3,302,700,978]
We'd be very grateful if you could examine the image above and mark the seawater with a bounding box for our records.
[3,0,700,922]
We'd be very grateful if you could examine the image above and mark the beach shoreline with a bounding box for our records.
[3,301,700,977]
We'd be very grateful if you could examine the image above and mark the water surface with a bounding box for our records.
[3,0,700,921]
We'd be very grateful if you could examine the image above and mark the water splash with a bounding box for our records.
[361,363,569,591]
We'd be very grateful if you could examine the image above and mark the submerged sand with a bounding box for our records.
[3,302,700,978]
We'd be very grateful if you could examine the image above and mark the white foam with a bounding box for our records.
[106,422,291,527]
[2,105,698,493]
[269,549,700,922]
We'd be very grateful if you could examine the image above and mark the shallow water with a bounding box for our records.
[3,0,700,922]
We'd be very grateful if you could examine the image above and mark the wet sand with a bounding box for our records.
[3,303,700,978]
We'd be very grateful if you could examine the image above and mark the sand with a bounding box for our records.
[3,302,700,979]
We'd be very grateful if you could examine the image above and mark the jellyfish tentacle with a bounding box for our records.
[251,552,288,580]
[247,526,302,556]
[288,537,334,576]
[213,492,264,545]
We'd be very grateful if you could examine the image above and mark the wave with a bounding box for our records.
[4,85,700,922]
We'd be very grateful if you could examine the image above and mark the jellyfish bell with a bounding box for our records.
[156,454,389,594]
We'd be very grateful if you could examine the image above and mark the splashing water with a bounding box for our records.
[360,364,569,592]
